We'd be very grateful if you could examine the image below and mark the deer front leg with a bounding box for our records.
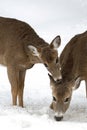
[7,66,19,106]
[18,70,26,107]
[85,80,87,98]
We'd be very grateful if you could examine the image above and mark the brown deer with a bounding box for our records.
[49,31,87,121]
[0,17,62,107]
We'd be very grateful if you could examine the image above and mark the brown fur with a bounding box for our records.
[60,31,87,81]
[0,17,61,107]
[49,31,87,121]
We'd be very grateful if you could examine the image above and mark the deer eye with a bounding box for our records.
[53,96,57,102]
[44,63,48,68]
[64,97,70,103]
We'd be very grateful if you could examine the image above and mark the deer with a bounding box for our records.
[0,17,62,107]
[48,31,87,121]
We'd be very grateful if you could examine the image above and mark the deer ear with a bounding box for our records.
[71,77,81,90]
[50,36,61,50]
[74,77,81,90]
[28,45,41,57]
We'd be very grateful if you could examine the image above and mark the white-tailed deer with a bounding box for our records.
[49,31,87,121]
[0,17,61,107]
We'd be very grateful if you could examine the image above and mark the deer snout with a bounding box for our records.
[52,71,62,81]
[56,76,62,81]
[54,75,62,81]
[52,67,62,81]
[47,63,62,81]
[54,112,64,121]
[54,116,63,121]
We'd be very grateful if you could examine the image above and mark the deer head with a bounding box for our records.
[48,74,81,121]
[28,36,62,81]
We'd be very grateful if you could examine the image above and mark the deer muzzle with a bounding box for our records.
[54,112,64,121]
[49,65,62,81]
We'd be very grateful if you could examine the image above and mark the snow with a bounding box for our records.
[0,0,87,129]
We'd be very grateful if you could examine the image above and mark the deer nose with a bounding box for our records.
[58,75,62,80]
[54,116,63,121]
[54,75,62,81]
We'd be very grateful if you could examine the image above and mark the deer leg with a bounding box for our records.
[18,70,26,107]
[7,66,19,106]
[85,80,87,98]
